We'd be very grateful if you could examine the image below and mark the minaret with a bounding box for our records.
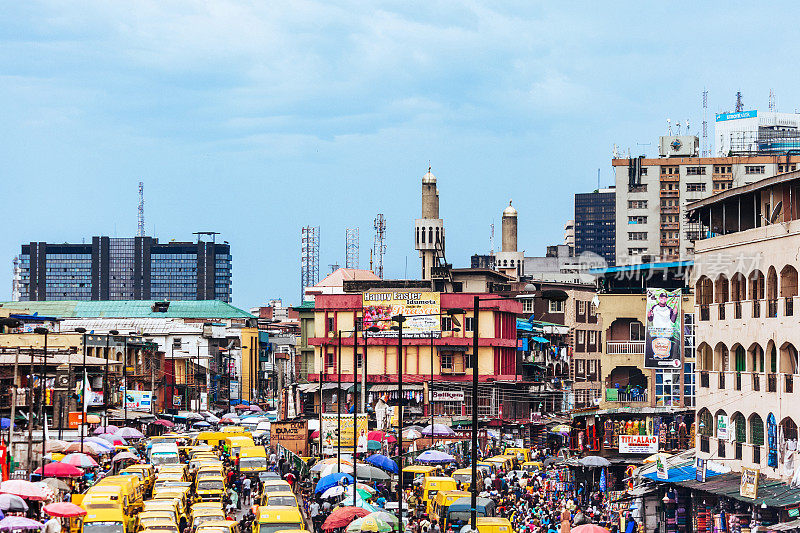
[415,167,445,280]
[495,200,524,280]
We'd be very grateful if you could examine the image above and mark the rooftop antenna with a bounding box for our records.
[769,89,776,111]
[345,227,359,269]
[373,214,386,279]
[489,223,495,256]
[735,91,744,112]
[300,226,320,300]
[702,89,708,156]
[685,119,690,135]
[667,118,672,135]
[138,181,145,237]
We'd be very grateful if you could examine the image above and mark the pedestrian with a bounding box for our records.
[242,475,252,506]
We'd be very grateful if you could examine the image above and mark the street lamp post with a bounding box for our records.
[75,328,87,453]
[123,336,129,426]
[391,314,406,529]
[106,331,118,427]
[33,327,48,474]
[470,295,479,533]
[336,331,342,473]
[353,324,359,507]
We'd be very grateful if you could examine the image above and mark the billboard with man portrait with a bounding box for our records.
[645,288,682,368]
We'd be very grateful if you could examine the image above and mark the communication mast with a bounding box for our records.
[735,91,744,112]
[373,214,386,279]
[489,223,495,256]
[345,228,359,269]
[137,181,145,237]
[300,226,320,300]
[702,89,709,156]
[769,89,776,111]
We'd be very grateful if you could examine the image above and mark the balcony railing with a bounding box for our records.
[700,371,710,388]
[700,306,710,321]
[735,372,742,391]
[734,301,742,319]
[606,341,646,355]
[768,373,777,392]
[768,299,778,318]
[787,374,794,394]
[787,297,795,317]
[606,390,648,403]
[753,300,761,318]
[752,373,760,391]
[718,372,726,389]
[718,303,726,320]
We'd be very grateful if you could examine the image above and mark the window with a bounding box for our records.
[357,351,363,369]
[714,181,733,191]
[577,301,587,314]
[686,183,706,192]
[778,164,797,173]
[628,232,647,241]
[745,165,765,175]
[630,322,645,340]
[714,165,732,174]
[440,353,453,370]
[628,216,647,224]
[628,184,647,193]
[355,317,363,331]
[588,360,597,374]
[577,330,586,344]
[661,166,679,175]
[465,317,475,332]
[628,200,648,209]
[589,303,597,317]
[628,248,647,255]
[326,317,335,334]
[548,300,564,313]
[655,369,681,406]
[325,351,336,368]
[441,316,453,331]
[685,231,700,241]
[686,166,707,175]
[576,359,586,374]
[588,331,597,345]
[522,299,534,313]
[683,361,695,407]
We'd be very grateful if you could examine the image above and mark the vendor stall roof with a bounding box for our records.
[674,472,800,508]
[571,407,693,418]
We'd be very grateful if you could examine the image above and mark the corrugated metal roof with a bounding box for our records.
[675,471,800,508]
[0,300,253,319]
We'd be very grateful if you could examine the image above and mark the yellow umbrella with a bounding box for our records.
[643,452,671,464]
[85,415,102,424]
[550,425,571,434]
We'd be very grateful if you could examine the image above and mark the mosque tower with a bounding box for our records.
[495,200,524,280]
[414,167,445,280]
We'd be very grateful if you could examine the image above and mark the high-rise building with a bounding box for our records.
[613,135,800,265]
[574,187,616,265]
[17,236,232,302]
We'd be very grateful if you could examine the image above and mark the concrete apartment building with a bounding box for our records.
[612,135,800,265]
[689,169,800,481]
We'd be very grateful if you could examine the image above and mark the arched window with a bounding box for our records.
[416,227,419,244]
[435,227,440,243]
[698,409,713,436]
[750,414,764,445]
[733,413,746,443]
[421,227,426,244]
[429,227,433,244]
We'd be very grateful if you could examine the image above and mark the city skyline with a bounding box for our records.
[4,2,800,309]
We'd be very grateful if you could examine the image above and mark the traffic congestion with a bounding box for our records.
[0,413,628,533]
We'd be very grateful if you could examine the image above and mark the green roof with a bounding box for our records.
[0,300,254,319]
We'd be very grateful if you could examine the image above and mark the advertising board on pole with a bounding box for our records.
[645,288,682,369]
[431,390,465,402]
[124,390,152,411]
[321,413,369,452]
[740,467,760,499]
[272,420,309,456]
[618,434,659,454]
[363,291,440,338]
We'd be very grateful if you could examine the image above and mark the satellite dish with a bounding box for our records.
[770,201,783,224]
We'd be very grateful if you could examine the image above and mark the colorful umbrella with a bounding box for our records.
[95,435,126,446]
[44,440,69,453]
[115,427,144,439]
[315,473,354,494]
[416,450,454,464]
[311,430,320,439]
[33,462,83,478]
[319,463,354,478]
[311,458,353,472]
[366,454,398,474]
[84,438,114,451]
[0,481,50,501]
[421,424,455,437]
[192,421,211,428]
[62,441,107,455]
[40,479,69,493]
[43,502,86,518]
[0,517,42,531]
[93,425,118,435]
[0,494,27,512]
[234,404,250,410]
[366,512,399,526]
[550,425,571,434]
[112,451,139,463]
[346,516,392,533]
[61,453,99,468]
[321,506,369,530]
[571,526,610,533]
[366,440,381,451]
[401,428,422,440]
[320,485,349,499]
[248,405,263,412]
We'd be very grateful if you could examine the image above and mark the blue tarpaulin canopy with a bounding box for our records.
[532,336,549,343]
[643,463,723,483]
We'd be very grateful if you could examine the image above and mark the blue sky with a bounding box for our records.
[3,1,800,309]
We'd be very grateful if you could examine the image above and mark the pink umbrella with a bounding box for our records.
[33,463,83,478]
[115,427,144,439]
[234,405,250,411]
[60,453,98,468]
[153,419,175,428]
[248,405,263,412]
[0,516,43,530]
[0,480,50,501]
[43,502,86,518]
[93,425,118,435]
[63,441,107,456]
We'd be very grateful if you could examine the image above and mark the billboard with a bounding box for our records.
[124,390,152,411]
[645,288,682,369]
[363,291,440,338]
[272,420,309,456]
[431,390,465,402]
[321,413,369,451]
[619,434,658,454]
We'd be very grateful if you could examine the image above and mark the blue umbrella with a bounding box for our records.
[0,419,11,430]
[315,473,354,494]
[416,450,455,464]
[366,454,398,474]
[193,421,211,428]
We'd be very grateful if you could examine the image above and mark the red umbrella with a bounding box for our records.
[43,502,87,518]
[367,430,385,441]
[322,507,369,530]
[311,430,320,438]
[153,419,175,428]
[385,434,396,443]
[33,463,83,478]
[234,404,251,410]
[572,526,610,533]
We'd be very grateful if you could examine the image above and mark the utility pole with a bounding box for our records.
[26,348,33,476]
[9,349,18,464]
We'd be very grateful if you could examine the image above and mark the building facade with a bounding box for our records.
[613,137,800,265]
[574,187,615,266]
[690,169,800,480]
[17,236,232,302]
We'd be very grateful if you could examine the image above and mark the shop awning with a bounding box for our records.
[643,463,724,483]
[767,518,800,531]
[532,336,549,343]
[674,472,800,508]
[369,383,424,392]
